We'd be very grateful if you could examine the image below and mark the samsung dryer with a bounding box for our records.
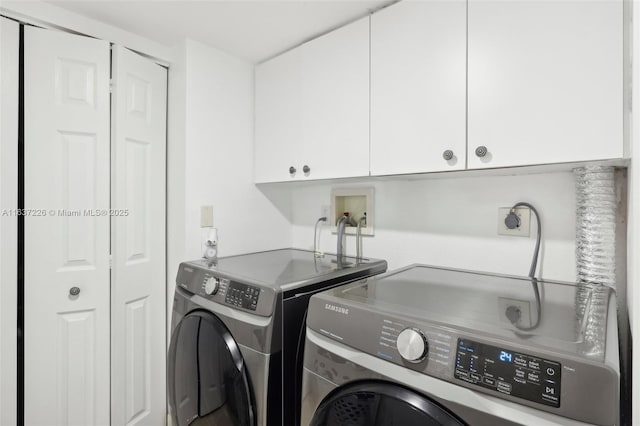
[168,248,387,426]
[301,265,619,426]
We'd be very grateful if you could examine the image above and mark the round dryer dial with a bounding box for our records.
[204,277,220,295]
[397,328,428,362]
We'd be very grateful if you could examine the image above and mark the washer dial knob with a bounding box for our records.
[396,328,428,362]
[204,277,220,295]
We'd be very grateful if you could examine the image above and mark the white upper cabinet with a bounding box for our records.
[255,17,369,183]
[467,0,624,169]
[370,0,467,176]
[255,48,302,183]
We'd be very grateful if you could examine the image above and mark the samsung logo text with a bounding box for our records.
[325,303,349,315]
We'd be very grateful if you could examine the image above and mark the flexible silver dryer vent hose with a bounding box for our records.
[574,166,616,358]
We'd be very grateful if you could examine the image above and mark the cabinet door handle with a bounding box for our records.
[69,286,80,296]
[302,165,310,174]
[289,166,296,175]
[442,150,454,161]
[475,146,488,158]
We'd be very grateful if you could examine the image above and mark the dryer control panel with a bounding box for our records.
[454,338,561,407]
[176,262,276,317]
[225,282,260,311]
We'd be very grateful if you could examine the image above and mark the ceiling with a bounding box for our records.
[44,0,395,63]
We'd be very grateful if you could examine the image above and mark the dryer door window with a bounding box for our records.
[311,382,466,426]
[168,311,255,426]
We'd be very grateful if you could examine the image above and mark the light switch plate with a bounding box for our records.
[201,205,213,228]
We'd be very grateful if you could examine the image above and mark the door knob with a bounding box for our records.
[475,146,488,158]
[442,150,454,161]
[69,286,80,296]
[289,166,296,175]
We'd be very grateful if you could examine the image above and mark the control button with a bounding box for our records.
[470,373,481,382]
[497,382,512,393]
[455,369,469,379]
[528,360,540,370]
[546,367,556,376]
[482,377,496,386]
[204,277,220,295]
[514,357,527,367]
[542,384,559,404]
[527,372,540,383]
[515,369,525,378]
[396,328,428,363]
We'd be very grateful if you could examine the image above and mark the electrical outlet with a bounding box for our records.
[498,297,532,328]
[497,207,530,237]
[320,205,330,221]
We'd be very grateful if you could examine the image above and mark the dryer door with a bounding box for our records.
[310,382,466,426]
[168,310,255,426]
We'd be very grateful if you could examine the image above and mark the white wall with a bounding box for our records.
[166,39,292,320]
[291,172,577,281]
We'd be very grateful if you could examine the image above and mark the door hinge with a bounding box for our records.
[109,254,113,269]
[109,79,114,93]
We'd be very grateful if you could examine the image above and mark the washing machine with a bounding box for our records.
[167,248,387,426]
[301,264,620,426]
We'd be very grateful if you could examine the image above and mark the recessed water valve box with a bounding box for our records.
[331,188,374,236]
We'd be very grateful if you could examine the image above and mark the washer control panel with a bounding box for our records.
[176,262,276,316]
[455,338,561,407]
[225,282,260,311]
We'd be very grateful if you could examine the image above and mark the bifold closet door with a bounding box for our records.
[24,26,111,425]
[0,16,19,426]
[110,46,167,425]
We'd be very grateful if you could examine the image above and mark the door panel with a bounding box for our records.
[467,0,623,168]
[24,25,111,426]
[56,310,98,425]
[370,0,467,175]
[168,315,199,426]
[311,382,466,426]
[298,16,370,180]
[168,311,255,426]
[0,16,19,426]
[254,48,302,183]
[111,45,167,426]
[124,297,150,423]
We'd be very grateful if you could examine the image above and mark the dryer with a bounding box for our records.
[168,248,387,426]
[301,265,620,426]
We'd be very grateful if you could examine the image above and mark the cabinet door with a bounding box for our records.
[468,0,623,169]
[371,0,467,175]
[254,48,302,183]
[298,16,370,180]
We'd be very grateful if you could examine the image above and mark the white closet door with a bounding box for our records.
[110,45,167,426]
[1,16,19,426]
[24,26,111,426]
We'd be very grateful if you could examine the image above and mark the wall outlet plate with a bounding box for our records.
[498,207,530,237]
[320,205,330,221]
[498,297,532,328]
[200,205,214,228]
